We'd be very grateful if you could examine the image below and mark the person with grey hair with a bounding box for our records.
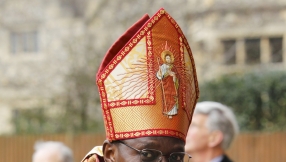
[185,101,239,162]
[32,141,73,162]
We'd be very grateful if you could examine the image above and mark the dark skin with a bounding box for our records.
[103,136,185,162]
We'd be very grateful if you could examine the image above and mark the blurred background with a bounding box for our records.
[0,0,286,161]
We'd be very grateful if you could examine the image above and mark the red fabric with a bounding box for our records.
[96,14,150,79]
[161,66,178,113]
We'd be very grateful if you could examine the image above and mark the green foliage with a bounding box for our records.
[12,106,104,135]
[199,71,286,132]
[12,108,47,134]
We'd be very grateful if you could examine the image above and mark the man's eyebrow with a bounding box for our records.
[170,145,185,152]
[140,141,160,149]
[140,141,184,151]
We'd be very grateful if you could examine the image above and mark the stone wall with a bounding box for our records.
[0,0,86,134]
[1,0,286,134]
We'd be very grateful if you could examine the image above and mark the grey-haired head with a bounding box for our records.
[194,101,239,150]
[32,141,73,162]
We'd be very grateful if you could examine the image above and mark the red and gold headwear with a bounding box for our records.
[96,8,199,142]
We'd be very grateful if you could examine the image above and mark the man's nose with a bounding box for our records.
[159,156,169,162]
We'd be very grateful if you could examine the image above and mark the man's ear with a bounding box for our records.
[103,140,116,162]
[208,130,223,148]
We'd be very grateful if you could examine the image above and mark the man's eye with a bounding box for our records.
[141,151,153,158]
[170,153,184,162]
[140,150,161,162]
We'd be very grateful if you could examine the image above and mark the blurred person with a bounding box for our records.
[32,141,73,162]
[81,8,199,162]
[185,101,239,162]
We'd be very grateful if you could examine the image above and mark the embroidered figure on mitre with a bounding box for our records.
[156,47,179,119]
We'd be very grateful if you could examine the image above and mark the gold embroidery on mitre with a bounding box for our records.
[104,36,155,105]
[156,43,179,119]
[97,8,199,141]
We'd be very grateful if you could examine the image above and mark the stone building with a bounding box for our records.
[0,0,89,134]
[0,0,285,134]
[187,0,286,81]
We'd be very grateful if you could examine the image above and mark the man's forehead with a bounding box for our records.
[33,150,61,162]
[124,136,185,149]
[193,113,208,121]
[191,114,208,127]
